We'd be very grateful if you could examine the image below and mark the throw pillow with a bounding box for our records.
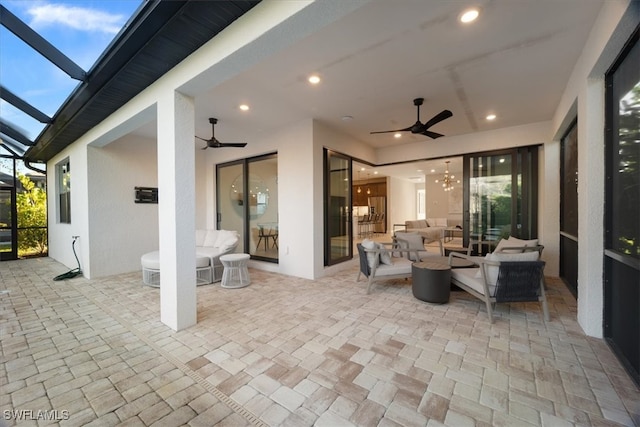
[507,237,539,247]
[361,239,379,269]
[377,243,392,265]
[395,232,424,261]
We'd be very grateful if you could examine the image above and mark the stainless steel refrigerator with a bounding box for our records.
[368,196,386,234]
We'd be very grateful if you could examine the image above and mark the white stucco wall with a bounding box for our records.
[86,136,159,277]
[549,0,637,337]
[388,177,417,230]
[47,143,90,275]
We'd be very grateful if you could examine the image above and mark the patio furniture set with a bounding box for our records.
[140,229,251,289]
[357,234,548,323]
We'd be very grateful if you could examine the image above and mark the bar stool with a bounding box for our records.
[220,253,251,288]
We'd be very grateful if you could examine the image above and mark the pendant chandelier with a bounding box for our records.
[435,160,460,192]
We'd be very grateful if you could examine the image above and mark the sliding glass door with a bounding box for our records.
[560,120,579,297]
[604,27,639,387]
[463,146,538,253]
[324,149,352,265]
[217,153,278,262]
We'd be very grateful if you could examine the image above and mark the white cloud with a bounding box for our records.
[27,3,125,35]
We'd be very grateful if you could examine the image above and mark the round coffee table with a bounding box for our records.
[411,261,451,303]
[430,255,475,268]
[220,253,251,288]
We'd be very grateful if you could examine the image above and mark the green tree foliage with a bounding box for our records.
[16,174,48,256]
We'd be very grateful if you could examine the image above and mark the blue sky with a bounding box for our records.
[0,0,142,143]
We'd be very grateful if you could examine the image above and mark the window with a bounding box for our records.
[57,159,71,223]
[416,189,425,219]
[604,25,639,387]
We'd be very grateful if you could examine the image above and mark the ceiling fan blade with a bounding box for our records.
[218,142,247,148]
[421,130,445,139]
[195,136,209,142]
[201,145,209,150]
[370,124,413,134]
[422,109,453,130]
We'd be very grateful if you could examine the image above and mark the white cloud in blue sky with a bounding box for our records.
[27,3,126,35]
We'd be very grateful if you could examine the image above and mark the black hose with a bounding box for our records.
[53,236,82,281]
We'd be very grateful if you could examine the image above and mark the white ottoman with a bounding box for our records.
[140,251,212,287]
[220,253,251,289]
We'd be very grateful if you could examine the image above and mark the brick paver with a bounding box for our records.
[0,257,638,426]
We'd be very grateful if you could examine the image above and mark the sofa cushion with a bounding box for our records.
[434,218,448,227]
[203,230,219,247]
[214,229,238,249]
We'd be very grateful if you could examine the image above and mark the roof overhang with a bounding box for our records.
[24,0,261,163]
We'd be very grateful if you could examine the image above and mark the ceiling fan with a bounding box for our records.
[370,98,453,139]
[196,118,247,149]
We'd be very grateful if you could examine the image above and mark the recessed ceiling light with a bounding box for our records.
[394,133,402,138]
[430,169,435,173]
[373,171,378,175]
[308,75,321,85]
[341,115,353,122]
[460,8,480,23]
[486,114,497,121]
[239,104,249,111]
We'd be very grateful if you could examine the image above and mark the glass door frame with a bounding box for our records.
[324,149,353,266]
[216,153,279,263]
[462,146,539,253]
[0,156,18,260]
[604,24,639,387]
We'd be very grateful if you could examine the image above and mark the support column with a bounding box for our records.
[157,91,197,331]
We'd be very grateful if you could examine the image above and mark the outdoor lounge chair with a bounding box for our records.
[449,249,549,323]
[356,241,419,294]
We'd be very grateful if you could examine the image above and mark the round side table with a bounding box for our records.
[412,261,451,303]
[220,253,251,288]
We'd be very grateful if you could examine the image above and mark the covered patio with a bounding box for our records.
[2,258,638,426]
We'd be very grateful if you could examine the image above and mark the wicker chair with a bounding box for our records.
[449,251,549,323]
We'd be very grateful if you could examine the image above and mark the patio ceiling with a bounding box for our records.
[9,0,605,170]
[161,0,604,158]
